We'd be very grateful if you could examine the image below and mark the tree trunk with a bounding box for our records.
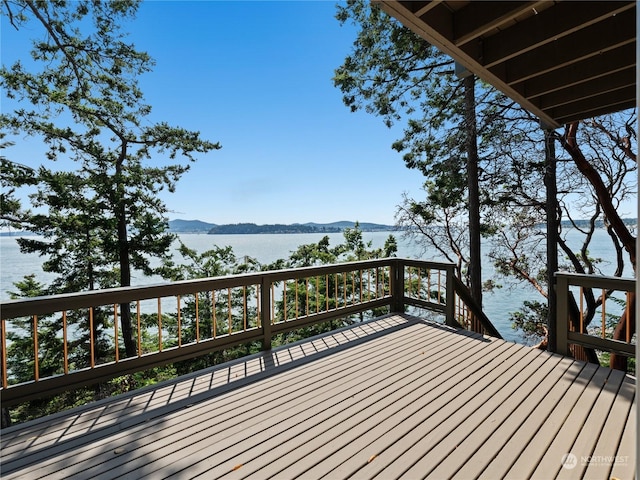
[117,207,136,358]
[544,129,559,352]
[560,122,636,371]
[561,122,637,266]
[464,75,482,332]
[115,155,136,358]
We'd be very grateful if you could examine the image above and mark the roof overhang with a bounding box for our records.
[377,1,637,129]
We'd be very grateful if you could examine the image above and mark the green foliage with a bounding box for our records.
[335,0,637,346]
[0,134,37,226]
[267,224,397,346]
[335,0,530,301]
[4,275,112,424]
[509,300,548,344]
[334,0,452,127]
[1,0,220,357]
[334,0,466,198]
[6,276,52,384]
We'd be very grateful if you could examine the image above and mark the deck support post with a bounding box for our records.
[555,273,569,355]
[445,264,456,328]
[391,259,405,313]
[260,276,272,350]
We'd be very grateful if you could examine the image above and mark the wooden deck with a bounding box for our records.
[1,313,635,479]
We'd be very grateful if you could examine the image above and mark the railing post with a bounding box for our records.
[445,265,456,328]
[554,273,569,355]
[391,259,405,313]
[260,276,272,350]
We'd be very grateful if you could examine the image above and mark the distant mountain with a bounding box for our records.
[168,219,397,234]
[302,221,397,232]
[168,219,217,233]
[207,223,341,235]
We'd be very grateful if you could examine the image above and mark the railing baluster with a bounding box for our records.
[62,311,68,374]
[351,271,355,305]
[305,279,310,317]
[177,295,182,347]
[228,287,232,335]
[89,309,94,368]
[256,285,260,329]
[213,290,217,339]
[157,298,162,352]
[137,301,141,356]
[271,284,275,324]
[343,273,347,306]
[601,289,606,339]
[374,268,379,299]
[580,286,584,333]
[283,281,288,322]
[325,275,329,311]
[295,279,299,319]
[113,304,119,362]
[195,294,200,342]
[1,318,7,388]
[243,287,247,331]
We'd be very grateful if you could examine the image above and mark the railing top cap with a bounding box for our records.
[554,271,635,282]
[0,258,455,318]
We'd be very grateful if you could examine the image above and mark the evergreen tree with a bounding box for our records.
[1,1,220,357]
[334,0,503,308]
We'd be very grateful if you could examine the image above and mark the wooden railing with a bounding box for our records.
[0,258,498,407]
[555,272,636,365]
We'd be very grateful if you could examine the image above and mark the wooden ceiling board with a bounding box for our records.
[378,0,637,127]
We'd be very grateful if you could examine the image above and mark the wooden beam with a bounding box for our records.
[453,1,541,46]
[499,11,636,85]
[379,0,636,126]
[522,43,636,100]
[378,0,560,127]
[480,1,635,68]
[414,1,455,42]
[536,68,635,110]
[550,86,636,124]
[403,0,443,19]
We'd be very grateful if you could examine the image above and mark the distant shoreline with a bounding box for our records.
[2,218,636,236]
[168,219,397,235]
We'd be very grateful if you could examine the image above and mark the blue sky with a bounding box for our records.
[2,0,426,226]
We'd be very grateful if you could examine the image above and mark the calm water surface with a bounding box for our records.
[0,229,630,343]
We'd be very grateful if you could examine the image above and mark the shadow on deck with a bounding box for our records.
[1,313,635,479]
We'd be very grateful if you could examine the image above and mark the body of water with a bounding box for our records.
[0,229,632,344]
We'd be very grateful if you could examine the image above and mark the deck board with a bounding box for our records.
[1,313,635,479]
[582,372,635,479]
